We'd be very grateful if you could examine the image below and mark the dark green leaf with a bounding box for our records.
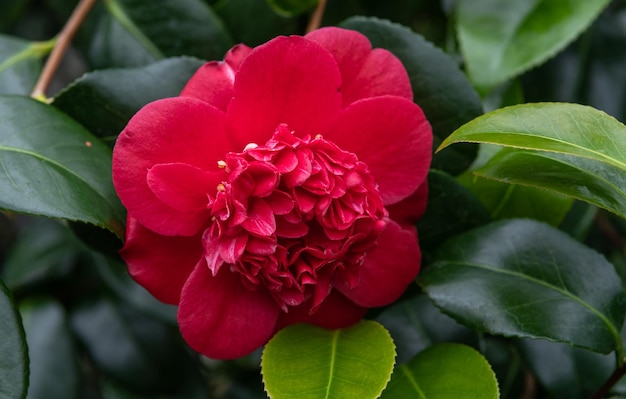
[457,0,611,92]
[53,57,205,140]
[70,297,195,394]
[0,278,28,399]
[340,16,482,175]
[88,0,233,68]
[474,149,626,220]
[380,343,499,399]
[419,219,626,354]
[265,0,318,17]
[2,218,84,291]
[0,96,125,236]
[19,298,79,399]
[376,295,475,364]
[517,339,615,399]
[417,169,491,251]
[0,35,53,95]
[262,321,396,399]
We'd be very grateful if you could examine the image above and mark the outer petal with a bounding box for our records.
[334,219,420,307]
[180,44,253,111]
[275,290,366,331]
[327,95,432,204]
[178,263,280,359]
[226,35,342,148]
[121,217,203,304]
[306,27,412,106]
[387,180,429,228]
[113,97,232,236]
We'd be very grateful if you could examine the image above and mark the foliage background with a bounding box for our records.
[3,0,626,398]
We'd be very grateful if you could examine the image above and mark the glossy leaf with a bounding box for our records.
[474,148,626,220]
[266,0,318,17]
[457,0,611,92]
[53,57,205,140]
[0,96,125,236]
[419,218,626,354]
[88,0,233,68]
[0,278,28,399]
[70,297,195,394]
[380,343,499,399]
[20,298,80,399]
[2,218,84,291]
[0,35,53,95]
[341,16,481,175]
[262,320,395,399]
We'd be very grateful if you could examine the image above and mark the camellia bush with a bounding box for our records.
[3,0,626,398]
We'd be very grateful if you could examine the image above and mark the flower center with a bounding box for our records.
[203,124,387,312]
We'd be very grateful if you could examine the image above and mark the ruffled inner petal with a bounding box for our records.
[327,95,432,205]
[306,27,412,106]
[334,219,421,307]
[113,97,232,236]
[226,35,342,148]
[178,263,279,359]
[121,216,203,304]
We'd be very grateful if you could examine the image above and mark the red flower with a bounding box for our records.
[112,27,432,359]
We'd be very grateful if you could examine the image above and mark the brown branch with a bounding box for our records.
[306,0,328,34]
[31,0,97,100]
[591,359,626,399]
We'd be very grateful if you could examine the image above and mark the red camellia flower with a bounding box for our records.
[112,27,432,359]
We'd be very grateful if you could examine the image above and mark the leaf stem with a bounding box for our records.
[306,0,328,33]
[30,0,97,101]
[591,358,626,399]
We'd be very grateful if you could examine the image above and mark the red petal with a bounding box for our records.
[241,198,276,236]
[327,96,432,205]
[275,290,366,331]
[226,36,342,148]
[178,264,279,359]
[224,44,252,71]
[387,181,429,228]
[147,163,222,212]
[113,97,232,236]
[334,219,420,307]
[180,61,235,112]
[121,217,202,304]
[306,27,412,106]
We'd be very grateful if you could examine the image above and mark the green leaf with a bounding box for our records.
[0,278,28,399]
[262,320,396,399]
[88,0,233,68]
[457,0,611,92]
[19,298,80,399]
[53,57,205,141]
[0,96,125,236]
[70,297,196,394]
[2,218,84,291]
[340,16,482,175]
[265,0,319,17]
[0,35,54,96]
[380,343,499,399]
[419,218,626,354]
[418,169,491,250]
[473,149,626,220]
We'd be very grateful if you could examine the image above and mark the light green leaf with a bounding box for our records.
[474,149,626,219]
[20,298,80,399]
[262,320,396,399]
[0,278,28,399]
[380,343,499,399]
[439,102,626,219]
[88,0,233,68]
[0,35,54,95]
[341,16,482,175]
[457,0,611,92]
[419,219,626,354]
[0,96,125,236]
